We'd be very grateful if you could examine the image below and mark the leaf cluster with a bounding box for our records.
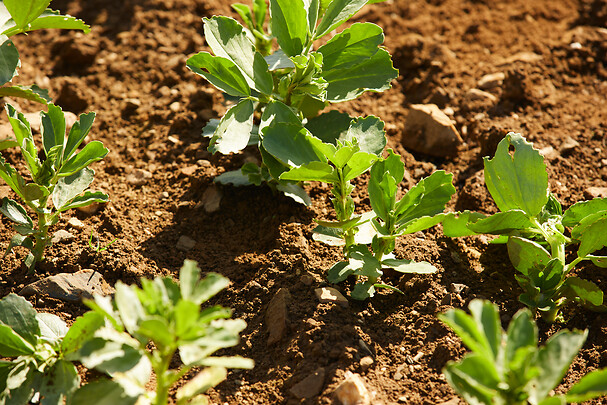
[443,133,607,322]
[0,0,90,103]
[0,104,108,270]
[0,261,252,405]
[187,0,397,202]
[439,299,607,405]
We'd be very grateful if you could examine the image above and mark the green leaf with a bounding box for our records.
[253,0,267,30]
[208,98,255,154]
[0,84,50,103]
[7,9,89,35]
[269,0,308,56]
[351,280,376,300]
[323,48,397,102]
[38,360,80,405]
[305,110,351,144]
[138,318,173,348]
[52,167,94,210]
[197,356,254,369]
[443,354,500,405]
[71,379,140,405]
[562,198,607,227]
[262,123,326,167]
[343,151,377,181]
[280,161,337,182]
[0,324,35,356]
[467,210,534,235]
[344,116,386,155]
[507,237,552,277]
[36,312,68,345]
[0,197,33,228]
[442,211,486,237]
[3,0,50,29]
[589,255,607,268]
[58,141,108,177]
[0,293,39,346]
[57,191,108,212]
[62,111,95,161]
[327,260,357,283]
[318,22,383,71]
[189,272,230,306]
[483,132,548,217]
[260,100,300,133]
[6,104,41,178]
[187,52,251,97]
[504,307,537,365]
[577,215,607,258]
[382,258,437,274]
[369,152,401,220]
[0,35,18,84]
[315,0,368,39]
[530,330,587,403]
[61,311,105,355]
[203,16,272,93]
[439,299,501,361]
[114,282,145,337]
[78,334,143,375]
[232,4,254,29]
[264,49,295,70]
[566,368,607,402]
[40,104,65,156]
[276,182,312,206]
[562,277,603,307]
[176,367,227,403]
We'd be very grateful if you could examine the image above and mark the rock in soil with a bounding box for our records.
[51,229,75,244]
[333,371,371,405]
[201,185,222,213]
[315,287,349,308]
[265,288,291,346]
[20,270,114,302]
[289,367,325,399]
[176,235,196,251]
[584,186,607,199]
[477,72,505,89]
[67,217,85,230]
[126,168,153,186]
[402,104,462,157]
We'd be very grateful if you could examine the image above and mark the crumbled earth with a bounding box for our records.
[1,0,607,403]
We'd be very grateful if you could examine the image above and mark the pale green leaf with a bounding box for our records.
[208,99,254,154]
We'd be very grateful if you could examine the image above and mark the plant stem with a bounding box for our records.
[153,349,175,405]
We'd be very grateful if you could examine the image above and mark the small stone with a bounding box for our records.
[498,51,543,65]
[201,185,222,213]
[359,356,374,372]
[477,72,505,89]
[333,371,370,405]
[51,230,75,244]
[76,203,102,215]
[584,187,607,199]
[20,270,114,302]
[398,396,408,403]
[176,235,196,251]
[170,102,181,112]
[465,88,498,103]
[124,98,141,110]
[126,168,152,186]
[559,136,580,153]
[403,104,463,157]
[449,283,469,295]
[315,287,349,308]
[539,146,559,160]
[67,217,85,230]
[179,165,198,177]
[290,368,325,399]
[437,398,460,405]
[265,288,291,346]
[393,364,406,381]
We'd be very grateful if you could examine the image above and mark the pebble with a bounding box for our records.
[201,185,222,213]
[403,104,463,157]
[584,187,607,199]
[449,283,469,295]
[265,288,290,346]
[290,368,325,399]
[559,136,580,153]
[76,202,102,215]
[539,145,559,160]
[170,102,181,112]
[315,287,349,308]
[478,72,505,89]
[176,235,196,251]
[437,398,460,405]
[179,165,198,177]
[465,88,498,103]
[51,229,75,244]
[126,168,152,186]
[300,274,314,286]
[20,269,114,302]
[333,371,370,405]
[359,356,374,372]
[67,217,85,230]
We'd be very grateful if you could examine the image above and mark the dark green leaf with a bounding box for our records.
[305,110,352,144]
[0,324,35,356]
[269,0,308,56]
[187,52,251,97]
[315,0,368,39]
[344,116,386,155]
[41,104,66,155]
[507,237,551,277]
[57,191,108,212]
[318,22,383,70]
[62,112,95,162]
[562,277,603,307]
[78,335,143,375]
[262,123,326,166]
[61,311,104,355]
[38,360,79,405]
[264,49,295,70]
[276,182,312,206]
[0,36,19,84]
[467,210,534,235]
[58,141,108,177]
[443,354,500,405]
[260,100,300,133]
[0,293,39,346]
[351,280,376,300]
[327,260,357,283]
[323,48,397,101]
[0,197,32,227]
[71,379,140,405]
[577,215,607,258]
[484,132,548,217]
[280,161,337,182]
[504,308,537,365]
[562,198,607,227]
[52,167,94,210]
[208,99,255,154]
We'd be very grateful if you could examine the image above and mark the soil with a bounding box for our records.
[1,0,607,404]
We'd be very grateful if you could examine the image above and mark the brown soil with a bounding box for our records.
[1,0,607,404]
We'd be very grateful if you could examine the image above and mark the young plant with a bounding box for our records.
[439,299,607,405]
[73,260,253,405]
[0,293,104,404]
[0,0,90,103]
[88,228,118,253]
[443,132,607,322]
[324,150,455,299]
[186,0,397,202]
[0,103,109,271]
